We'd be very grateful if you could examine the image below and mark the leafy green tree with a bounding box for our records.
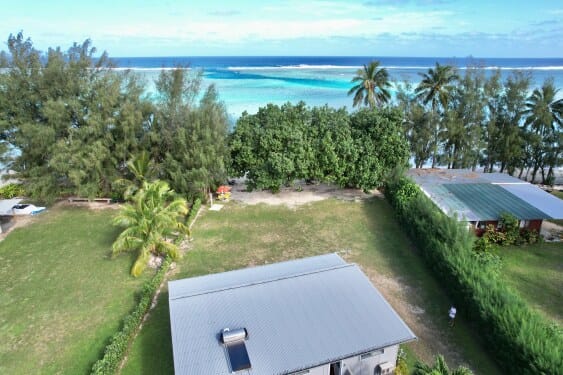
[348,61,391,109]
[522,78,562,183]
[415,63,459,167]
[308,106,356,186]
[230,102,312,191]
[413,355,473,375]
[0,33,152,201]
[442,67,485,169]
[112,180,189,277]
[346,108,410,190]
[151,68,229,200]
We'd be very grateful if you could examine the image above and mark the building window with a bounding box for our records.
[519,220,529,228]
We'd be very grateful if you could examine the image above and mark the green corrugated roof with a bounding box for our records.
[444,183,551,221]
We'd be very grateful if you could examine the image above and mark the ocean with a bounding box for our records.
[110,56,563,119]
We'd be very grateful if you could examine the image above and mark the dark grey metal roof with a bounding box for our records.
[168,254,416,375]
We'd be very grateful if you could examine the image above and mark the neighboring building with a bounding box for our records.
[407,169,563,235]
[168,254,416,375]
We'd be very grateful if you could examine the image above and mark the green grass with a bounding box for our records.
[494,242,563,323]
[122,199,501,375]
[0,206,150,375]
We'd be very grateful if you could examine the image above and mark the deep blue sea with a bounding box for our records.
[110,56,563,119]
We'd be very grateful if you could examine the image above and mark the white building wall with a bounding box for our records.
[291,345,399,375]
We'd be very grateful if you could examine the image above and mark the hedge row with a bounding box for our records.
[187,198,202,228]
[385,175,562,374]
[91,257,171,375]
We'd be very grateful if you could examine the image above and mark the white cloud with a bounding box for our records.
[88,9,452,44]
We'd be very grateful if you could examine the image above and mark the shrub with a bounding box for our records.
[187,198,202,227]
[520,228,541,245]
[385,176,562,374]
[0,183,25,199]
[91,258,171,375]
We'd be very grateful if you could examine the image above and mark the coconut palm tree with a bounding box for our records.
[347,61,391,109]
[413,355,473,375]
[415,63,459,112]
[112,180,190,277]
[415,63,459,167]
[522,79,563,183]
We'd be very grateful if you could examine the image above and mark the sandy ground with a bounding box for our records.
[229,180,383,207]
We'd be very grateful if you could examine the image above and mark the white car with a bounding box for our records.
[12,204,46,215]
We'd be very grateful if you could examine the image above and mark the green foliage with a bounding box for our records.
[0,183,25,198]
[414,355,473,375]
[152,69,229,201]
[112,180,189,277]
[386,176,563,374]
[90,257,171,375]
[347,61,391,108]
[229,103,409,192]
[186,198,202,227]
[499,212,519,245]
[0,33,154,202]
[395,347,409,375]
[520,228,541,245]
[0,34,230,204]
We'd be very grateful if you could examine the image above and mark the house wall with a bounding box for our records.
[526,220,542,231]
[290,345,398,375]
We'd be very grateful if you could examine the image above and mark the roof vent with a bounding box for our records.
[221,328,251,372]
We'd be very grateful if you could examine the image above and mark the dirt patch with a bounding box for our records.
[229,180,383,208]
[59,200,122,210]
[0,215,36,241]
[357,264,470,371]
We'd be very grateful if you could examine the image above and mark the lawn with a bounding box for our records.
[494,242,563,323]
[0,206,150,375]
[122,198,501,374]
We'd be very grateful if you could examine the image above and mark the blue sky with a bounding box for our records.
[2,0,562,57]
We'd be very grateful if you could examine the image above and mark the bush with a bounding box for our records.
[385,176,562,374]
[91,258,171,375]
[0,183,25,199]
[520,228,541,245]
[187,198,202,227]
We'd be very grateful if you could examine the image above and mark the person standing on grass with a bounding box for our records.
[448,306,457,327]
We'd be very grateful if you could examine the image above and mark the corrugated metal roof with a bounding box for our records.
[168,254,416,375]
[407,168,527,185]
[444,184,550,220]
[500,185,563,219]
[169,253,346,300]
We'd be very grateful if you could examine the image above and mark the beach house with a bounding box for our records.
[168,253,416,374]
[407,169,563,235]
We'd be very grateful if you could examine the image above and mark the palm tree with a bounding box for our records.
[522,79,563,183]
[348,61,391,109]
[413,355,473,375]
[415,63,459,112]
[112,180,190,277]
[415,63,459,167]
[115,151,158,200]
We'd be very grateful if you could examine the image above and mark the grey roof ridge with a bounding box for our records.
[169,263,355,301]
